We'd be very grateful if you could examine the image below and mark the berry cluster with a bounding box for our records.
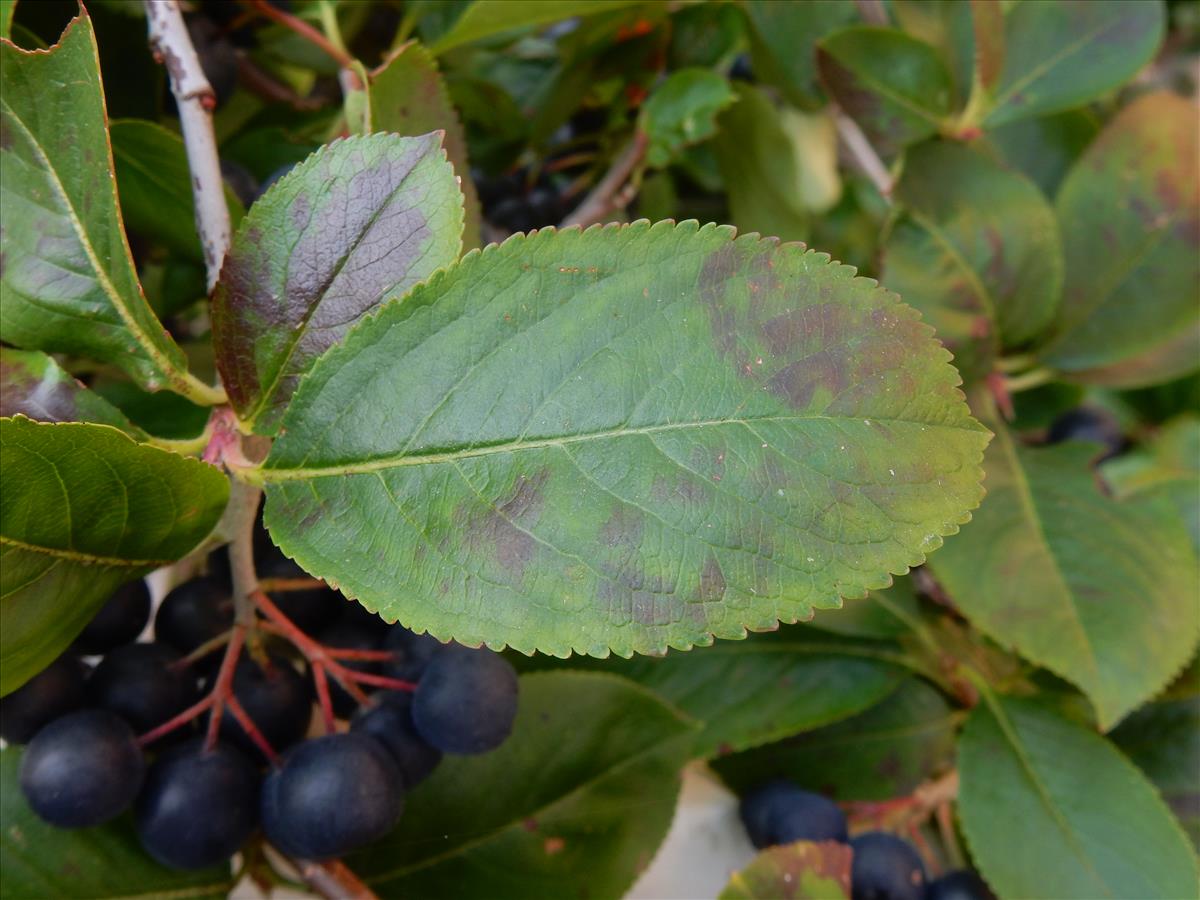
[739,781,994,900]
[1,540,519,871]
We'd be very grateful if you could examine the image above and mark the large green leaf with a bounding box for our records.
[0,417,228,694]
[958,696,1199,899]
[741,0,859,109]
[713,677,958,801]
[350,671,695,898]
[979,108,1099,197]
[881,140,1062,381]
[1040,92,1200,387]
[720,841,852,900]
[211,132,464,436]
[429,0,644,54]
[816,27,953,156]
[369,41,482,250]
[931,417,1200,729]
[981,0,1165,129]
[0,348,143,436]
[110,119,244,264]
[0,12,209,402]
[257,220,989,657]
[0,747,233,899]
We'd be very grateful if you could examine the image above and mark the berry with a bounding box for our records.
[849,832,927,900]
[381,626,443,681]
[412,645,518,754]
[351,693,442,788]
[0,655,87,744]
[135,738,261,870]
[316,620,383,717]
[729,53,756,82]
[87,643,199,736]
[155,577,234,655]
[19,710,144,828]
[205,653,312,759]
[261,733,403,859]
[925,870,996,900]
[739,781,848,848]
[74,579,151,654]
[259,555,339,635]
[1046,406,1126,461]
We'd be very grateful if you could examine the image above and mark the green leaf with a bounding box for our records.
[0,348,144,436]
[713,677,958,801]
[0,417,228,694]
[0,12,212,403]
[350,671,695,899]
[892,0,1002,113]
[640,68,735,169]
[978,108,1099,197]
[881,140,1062,381]
[741,0,859,109]
[110,119,245,264]
[211,132,465,436]
[816,27,953,156]
[430,0,644,54]
[930,416,1200,729]
[805,578,920,641]
[1040,92,1199,388]
[712,85,809,243]
[0,0,14,41]
[720,841,852,900]
[982,0,1165,129]
[958,695,1199,899]
[1111,657,1200,851]
[0,747,233,899]
[258,220,989,658]
[369,41,482,250]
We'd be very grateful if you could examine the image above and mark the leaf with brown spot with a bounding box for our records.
[720,841,852,900]
[0,348,143,436]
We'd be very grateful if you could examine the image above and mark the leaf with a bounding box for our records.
[720,841,852,900]
[712,677,958,801]
[258,220,989,658]
[741,0,859,110]
[0,417,228,694]
[881,140,1062,382]
[0,12,208,401]
[640,68,735,169]
[712,85,809,243]
[430,0,645,54]
[0,348,144,436]
[349,671,695,899]
[0,0,13,41]
[891,0,999,111]
[211,132,465,436]
[1040,92,1200,388]
[110,119,245,264]
[930,416,1200,729]
[1111,657,1200,851]
[978,108,1099,197]
[816,27,954,157]
[805,578,920,641]
[369,41,482,250]
[0,747,233,899]
[958,695,1199,899]
[981,0,1165,129]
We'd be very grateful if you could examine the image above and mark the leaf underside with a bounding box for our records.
[262,220,988,658]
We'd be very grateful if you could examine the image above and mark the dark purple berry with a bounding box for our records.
[925,870,996,900]
[739,780,848,848]
[381,627,443,681]
[74,579,151,654]
[849,831,927,900]
[155,577,234,655]
[412,645,518,754]
[0,655,87,744]
[87,643,199,736]
[205,653,312,759]
[351,692,442,788]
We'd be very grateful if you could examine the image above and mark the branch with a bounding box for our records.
[830,106,893,200]
[293,859,378,900]
[144,0,232,290]
[247,0,357,73]
[560,130,650,229]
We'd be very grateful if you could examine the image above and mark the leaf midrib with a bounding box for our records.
[0,535,168,568]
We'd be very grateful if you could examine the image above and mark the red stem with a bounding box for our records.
[137,694,215,747]
[344,670,417,692]
[204,624,247,751]
[246,0,356,71]
[226,695,280,763]
[259,576,328,593]
[325,647,398,663]
[313,664,337,734]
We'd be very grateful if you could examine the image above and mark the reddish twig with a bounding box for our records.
[344,670,418,692]
[204,624,248,750]
[324,646,397,662]
[170,629,233,670]
[137,694,215,747]
[313,664,337,734]
[226,695,280,763]
[294,859,379,900]
[259,576,328,593]
[560,130,650,228]
[246,0,356,71]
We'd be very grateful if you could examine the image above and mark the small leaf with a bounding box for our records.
[978,108,1099,197]
[430,0,644,54]
[0,348,144,436]
[1,747,234,899]
[349,671,695,899]
[959,696,1199,899]
[1040,92,1199,387]
[259,220,989,658]
[713,677,958,801]
[0,417,228,694]
[891,0,999,110]
[982,0,1165,129]
[211,132,465,435]
[369,41,482,249]
[816,27,953,156]
[740,0,859,109]
[931,415,1200,729]
[881,140,1062,381]
[0,12,204,399]
[640,68,735,169]
[720,841,852,900]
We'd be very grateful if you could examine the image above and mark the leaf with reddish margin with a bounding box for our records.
[0,348,144,436]
[211,132,465,435]
[720,841,852,900]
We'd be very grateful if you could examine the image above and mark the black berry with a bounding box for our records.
[87,643,199,736]
[19,709,144,828]
[1046,406,1126,461]
[925,870,996,900]
[849,831,927,900]
[739,781,848,848]
[412,644,518,754]
[205,653,312,759]
[74,579,151,654]
[0,655,87,744]
[155,577,234,655]
[351,692,442,788]
[381,626,443,681]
